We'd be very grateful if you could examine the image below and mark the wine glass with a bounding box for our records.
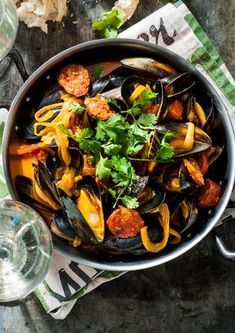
[0,0,18,78]
[0,200,52,302]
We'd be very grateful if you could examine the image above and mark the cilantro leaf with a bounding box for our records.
[137,113,157,128]
[92,8,125,38]
[68,102,85,115]
[102,142,122,155]
[156,131,175,161]
[111,156,136,187]
[92,65,103,80]
[126,89,158,119]
[96,114,129,142]
[121,195,139,209]
[74,128,101,156]
[96,155,112,179]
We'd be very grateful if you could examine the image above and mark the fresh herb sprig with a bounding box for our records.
[156,131,175,161]
[92,8,125,38]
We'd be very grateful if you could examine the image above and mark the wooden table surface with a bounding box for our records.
[0,1,235,332]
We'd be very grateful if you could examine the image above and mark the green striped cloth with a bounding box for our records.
[0,1,234,319]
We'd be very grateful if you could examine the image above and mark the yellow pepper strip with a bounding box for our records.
[171,122,195,151]
[129,84,147,104]
[169,228,182,244]
[194,101,206,127]
[35,103,64,122]
[140,203,170,253]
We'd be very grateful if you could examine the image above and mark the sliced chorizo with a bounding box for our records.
[183,158,205,186]
[85,94,113,121]
[106,207,144,238]
[198,179,222,208]
[58,64,90,97]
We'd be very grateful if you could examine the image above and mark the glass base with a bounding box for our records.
[0,56,12,80]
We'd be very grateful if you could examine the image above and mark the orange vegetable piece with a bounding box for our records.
[183,158,205,186]
[166,100,184,120]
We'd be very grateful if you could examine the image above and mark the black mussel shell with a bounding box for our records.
[138,186,166,214]
[162,73,195,98]
[38,85,63,109]
[121,57,176,79]
[34,161,61,204]
[60,192,98,245]
[53,210,77,238]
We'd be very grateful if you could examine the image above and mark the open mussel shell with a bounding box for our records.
[34,161,61,204]
[170,198,198,233]
[60,192,98,245]
[38,85,63,109]
[161,73,195,98]
[53,210,77,239]
[90,67,131,97]
[120,57,176,79]
[186,92,214,129]
[14,173,60,211]
[137,186,166,214]
[46,145,83,179]
[102,75,147,108]
[155,123,212,157]
[61,176,105,244]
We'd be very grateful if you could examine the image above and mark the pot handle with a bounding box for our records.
[7,48,29,82]
[0,48,29,110]
[215,236,235,261]
[0,48,29,84]
[214,204,235,261]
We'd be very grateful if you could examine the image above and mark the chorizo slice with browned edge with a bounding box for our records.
[106,207,144,238]
[85,94,114,120]
[58,64,90,97]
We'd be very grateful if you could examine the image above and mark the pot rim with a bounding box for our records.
[3,38,235,271]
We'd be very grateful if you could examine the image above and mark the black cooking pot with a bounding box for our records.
[2,39,235,270]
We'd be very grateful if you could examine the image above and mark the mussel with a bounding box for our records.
[90,67,132,97]
[186,93,213,128]
[161,73,195,98]
[155,122,212,157]
[138,186,166,214]
[58,176,105,245]
[15,163,61,211]
[121,57,176,79]
[170,198,198,233]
